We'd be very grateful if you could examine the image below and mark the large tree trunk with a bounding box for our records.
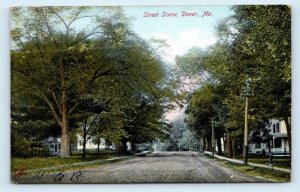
[131,141,136,152]
[60,127,70,158]
[284,117,291,156]
[115,145,121,154]
[121,139,128,154]
[217,136,222,155]
[232,135,236,159]
[202,136,206,151]
[115,141,125,155]
[60,88,70,157]
[206,136,211,152]
[226,132,233,158]
[81,118,87,158]
[43,92,70,158]
[115,139,128,154]
[82,134,87,158]
[69,139,72,156]
[82,140,87,158]
[223,135,227,154]
[60,113,70,157]
[97,137,100,157]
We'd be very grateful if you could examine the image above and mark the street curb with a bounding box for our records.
[203,151,291,173]
[25,151,152,173]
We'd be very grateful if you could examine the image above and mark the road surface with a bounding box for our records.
[15,151,270,183]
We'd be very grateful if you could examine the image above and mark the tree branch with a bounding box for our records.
[67,14,94,28]
[71,25,102,45]
[35,33,49,76]
[86,115,99,140]
[38,7,59,48]
[68,102,78,115]
[49,7,68,33]
[36,90,63,127]
[52,91,62,116]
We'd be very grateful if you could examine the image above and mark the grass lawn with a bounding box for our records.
[218,159,290,182]
[235,155,291,169]
[11,150,123,172]
[204,153,290,182]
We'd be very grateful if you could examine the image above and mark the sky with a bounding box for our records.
[121,6,234,120]
[124,6,233,64]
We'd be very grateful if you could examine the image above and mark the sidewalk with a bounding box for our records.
[203,151,291,173]
[25,151,152,173]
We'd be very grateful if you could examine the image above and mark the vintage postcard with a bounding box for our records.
[10,5,291,184]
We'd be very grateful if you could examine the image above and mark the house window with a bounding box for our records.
[79,140,83,146]
[273,124,275,133]
[276,123,280,133]
[274,138,281,148]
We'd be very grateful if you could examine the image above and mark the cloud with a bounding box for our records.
[151,29,217,64]
[165,106,182,121]
[151,30,217,122]
[176,29,217,50]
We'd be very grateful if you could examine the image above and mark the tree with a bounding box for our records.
[11,75,61,157]
[120,93,170,153]
[184,84,224,152]
[11,7,166,157]
[11,7,107,157]
[74,97,112,158]
[217,5,291,152]
[178,5,291,158]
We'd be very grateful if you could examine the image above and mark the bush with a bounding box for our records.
[11,131,50,157]
[11,134,31,158]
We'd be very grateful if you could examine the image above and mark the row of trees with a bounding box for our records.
[160,114,199,151]
[177,5,291,157]
[11,7,173,158]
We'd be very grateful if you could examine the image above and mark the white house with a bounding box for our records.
[45,134,135,155]
[44,137,61,156]
[75,135,134,151]
[75,134,115,151]
[249,119,290,156]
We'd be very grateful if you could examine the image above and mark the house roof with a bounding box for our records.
[273,133,288,139]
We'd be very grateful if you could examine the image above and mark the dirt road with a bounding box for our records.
[15,151,270,183]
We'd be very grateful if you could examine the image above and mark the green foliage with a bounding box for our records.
[11,131,31,157]
[227,5,290,114]
[121,93,170,144]
[176,5,291,153]
[11,7,173,157]
[176,47,208,78]
[11,96,60,157]
[185,84,225,138]
[167,114,199,151]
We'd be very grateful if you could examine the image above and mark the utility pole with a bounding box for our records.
[242,78,252,165]
[243,96,249,165]
[210,118,216,158]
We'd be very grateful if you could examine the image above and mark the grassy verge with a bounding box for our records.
[28,158,126,175]
[11,151,124,173]
[216,158,290,182]
[11,157,129,182]
[234,155,291,169]
[206,153,291,169]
